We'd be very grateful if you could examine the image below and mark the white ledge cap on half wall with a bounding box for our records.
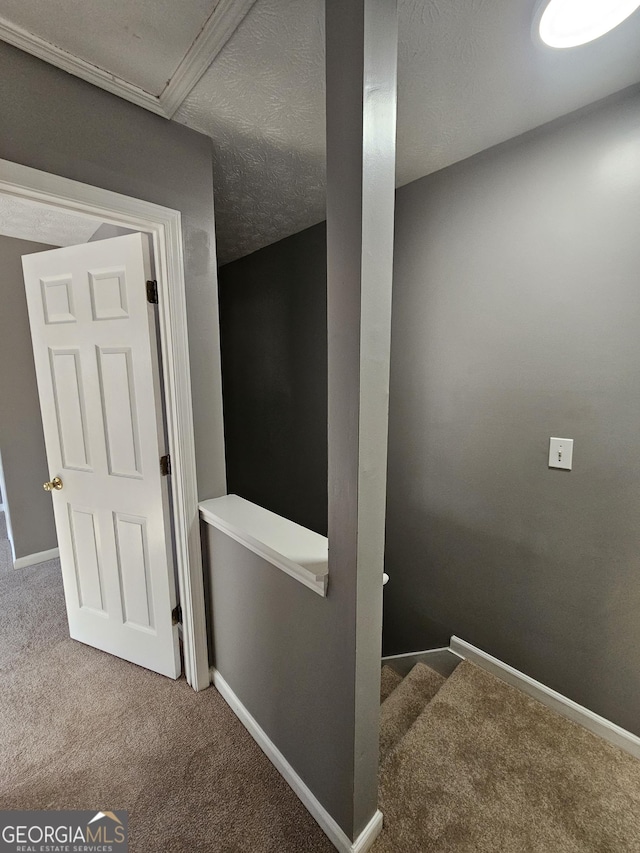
[199,494,329,596]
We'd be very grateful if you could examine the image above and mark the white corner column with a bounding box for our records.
[326,0,398,841]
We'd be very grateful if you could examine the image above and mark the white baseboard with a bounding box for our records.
[13,547,59,570]
[382,646,462,678]
[350,810,383,853]
[210,667,383,853]
[450,636,640,760]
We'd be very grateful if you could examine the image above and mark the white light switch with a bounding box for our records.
[549,437,573,470]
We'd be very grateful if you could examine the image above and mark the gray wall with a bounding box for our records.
[0,41,226,500]
[0,236,58,558]
[386,86,640,735]
[218,86,640,737]
[218,224,328,535]
[204,524,354,832]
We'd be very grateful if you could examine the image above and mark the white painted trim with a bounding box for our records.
[211,668,383,853]
[0,158,210,692]
[14,547,59,570]
[200,495,328,596]
[382,646,452,663]
[0,450,16,563]
[0,0,258,119]
[351,811,384,853]
[0,17,165,116]
[450,636,640,759]
[382,646,462,679]
[0,503,4,513]
[160,0,258,118]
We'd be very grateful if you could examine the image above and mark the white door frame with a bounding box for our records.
[0,158,210,691]
[0,447,16,564]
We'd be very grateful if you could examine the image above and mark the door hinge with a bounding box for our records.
[172,604,182,626]
[146,279,158,304]
[160,454,171,476]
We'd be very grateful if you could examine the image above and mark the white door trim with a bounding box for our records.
[0,158,210,691]
[0,449,16,563]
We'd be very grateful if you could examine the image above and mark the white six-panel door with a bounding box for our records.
[22,233,180,678]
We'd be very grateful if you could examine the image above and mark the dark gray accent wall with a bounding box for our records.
[0,236,58,559]
[0,41,226,500]
[218,223,328,535]
[217,86,640,737]
[385,86,640,735]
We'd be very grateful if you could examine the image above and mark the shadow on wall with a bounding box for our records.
[218,223,328,536]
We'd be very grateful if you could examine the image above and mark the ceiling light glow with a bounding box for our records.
[537,0,640,48]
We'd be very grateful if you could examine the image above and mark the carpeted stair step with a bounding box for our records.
[380,664,403,703]
[380,662,446,762]
[373,660,640,853]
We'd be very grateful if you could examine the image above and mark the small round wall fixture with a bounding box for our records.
[534,0,640,48]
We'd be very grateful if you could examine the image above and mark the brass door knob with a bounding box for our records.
[43,477,63,492]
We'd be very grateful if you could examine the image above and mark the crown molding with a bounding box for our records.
[0,0,257,119]
[160,0,257,117]
[0,16,165,114]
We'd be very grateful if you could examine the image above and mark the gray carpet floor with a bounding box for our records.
[374,660,640,853]
[379,662,444,762]
[5,549,640,852]
[0,559,333,852]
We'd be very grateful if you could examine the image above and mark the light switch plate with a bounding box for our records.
[549,437,573,470]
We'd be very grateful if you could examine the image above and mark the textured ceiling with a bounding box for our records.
[175,0,325,265]
[175,0,640,264]
[0,195,102,247]
[0,0,218,95]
